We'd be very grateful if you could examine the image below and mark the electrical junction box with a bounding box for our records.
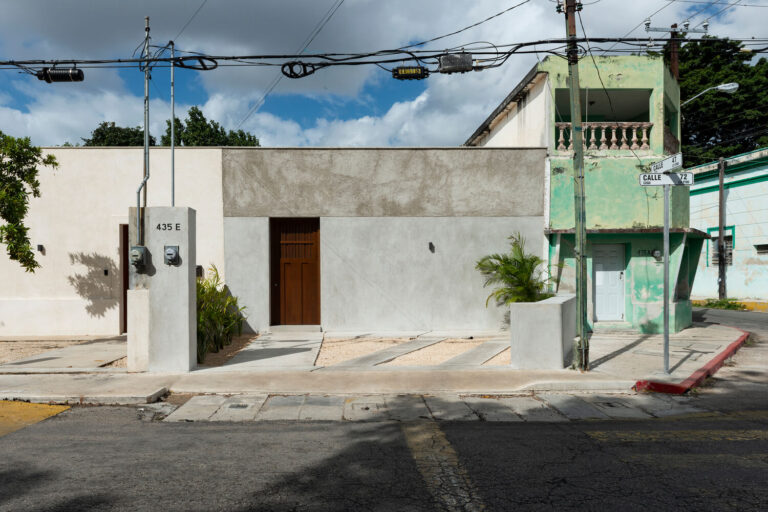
[164,245,180,266]
[438,53,473,74]
[130,246,148,268]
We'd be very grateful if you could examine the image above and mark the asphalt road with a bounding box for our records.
[1,405,767,511]
[693,307,768,340]
[1,308,766,511]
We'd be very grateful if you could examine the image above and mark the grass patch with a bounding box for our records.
[700,298,748,311]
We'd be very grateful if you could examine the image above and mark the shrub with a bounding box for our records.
[196,265,246,363]
[702,298,748,311]
[476,233,554,306]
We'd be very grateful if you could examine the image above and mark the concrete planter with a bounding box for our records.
[509,294,576,369]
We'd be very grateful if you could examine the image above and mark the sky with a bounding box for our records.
[0,0,766,147]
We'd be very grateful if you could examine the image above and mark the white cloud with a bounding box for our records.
[1,1,764,147]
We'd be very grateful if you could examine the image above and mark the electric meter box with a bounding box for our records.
[130,245,148,268]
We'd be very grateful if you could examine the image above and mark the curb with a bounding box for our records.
[634,329,750,394]
[0,387,168,406]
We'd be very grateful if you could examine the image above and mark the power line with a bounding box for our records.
[174,0,209,42]
[601,0,680,54]
[577,11,646,167]
[400,0,531,50]
[235,0,346,130]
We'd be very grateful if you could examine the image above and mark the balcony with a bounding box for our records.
[555,122,653,152]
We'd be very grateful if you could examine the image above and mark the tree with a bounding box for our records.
[82,122,156,146]
[162,106,259,146]
[0,131,58,272]
[678,37,768,165]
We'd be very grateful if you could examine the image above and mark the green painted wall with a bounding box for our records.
[538,55,672,154]
[549,157,690,229]
[543,55,687,231]
[552,234,697,333]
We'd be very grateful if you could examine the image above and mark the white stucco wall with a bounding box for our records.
[0,147,225,336]
[480,75,550,149]
[690,166,768,299]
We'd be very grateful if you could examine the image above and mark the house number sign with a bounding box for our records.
[156,223,182,231]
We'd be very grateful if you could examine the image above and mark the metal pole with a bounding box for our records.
[136,16,151,246]
[718,157,726,299]
[564,0,589,370]
[663,183,670,374]
[171,40,175,207]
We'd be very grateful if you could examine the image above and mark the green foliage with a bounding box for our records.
[0,131,58,272]
[196,265,247,364]
[702,298,747,311]
[161,106,260,146]
[475,233,554,306]
[82,121,156,146]
[679,37,768,165]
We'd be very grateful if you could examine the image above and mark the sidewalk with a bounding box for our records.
[0,322,751,404]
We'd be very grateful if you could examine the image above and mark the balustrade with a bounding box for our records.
[555,122,653,152]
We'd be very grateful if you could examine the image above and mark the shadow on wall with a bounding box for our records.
[67,252,118,317]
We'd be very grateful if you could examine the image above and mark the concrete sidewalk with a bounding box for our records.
[0,323,751,403]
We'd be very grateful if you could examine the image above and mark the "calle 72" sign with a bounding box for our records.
[639,172,694,186]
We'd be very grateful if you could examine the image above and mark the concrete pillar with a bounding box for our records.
[127,207,196,372]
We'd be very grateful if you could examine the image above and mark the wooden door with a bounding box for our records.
[270,218,320,325]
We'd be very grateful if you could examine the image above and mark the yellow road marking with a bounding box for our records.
[587,429,768,443]
[402,421,485,512]
[0,400,69,437]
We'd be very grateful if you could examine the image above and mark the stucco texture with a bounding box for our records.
[222,148,546,218]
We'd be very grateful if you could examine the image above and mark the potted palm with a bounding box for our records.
[476,233,575,369]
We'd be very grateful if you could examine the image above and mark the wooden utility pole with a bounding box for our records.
[669,24,679,80]
[562,0,589,370]
[718,157,727,299]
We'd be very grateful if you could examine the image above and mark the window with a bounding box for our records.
[756,244,768,255]
[711,235,733,266]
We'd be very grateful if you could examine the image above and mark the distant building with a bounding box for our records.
[688,148,768,300]
[467,55,707,333]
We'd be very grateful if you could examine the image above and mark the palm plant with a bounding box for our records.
[476,233,554,306]
[196,265,246,363]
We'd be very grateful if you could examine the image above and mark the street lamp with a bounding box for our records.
[681,82,739,107]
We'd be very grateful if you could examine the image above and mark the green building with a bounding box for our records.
[466,55,706,333]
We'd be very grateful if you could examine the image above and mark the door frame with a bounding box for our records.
[119,223,129,334]
[592,243,626,322]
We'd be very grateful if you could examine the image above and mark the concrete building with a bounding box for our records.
[688,148,768,300]
[0,146,545,336]
[466,55,706,333]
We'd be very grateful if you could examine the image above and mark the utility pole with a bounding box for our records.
[143,16,150,211]
[170,40,175,207]
[135,16,151,247]
[561,0,589,370]
[718,157,727,299]
[669,24,679,80]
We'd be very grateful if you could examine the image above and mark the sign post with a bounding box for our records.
[641,153,691,374]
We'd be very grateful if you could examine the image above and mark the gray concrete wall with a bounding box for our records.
[222,148,545,217]
[223,217,270,333]
[321,216,544,332]
[128,207,196,372]
[220,148,547,333]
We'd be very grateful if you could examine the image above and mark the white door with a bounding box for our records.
[593,244,625,321]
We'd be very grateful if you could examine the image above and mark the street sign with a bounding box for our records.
[639,172,694,186]
[649,153,683,174]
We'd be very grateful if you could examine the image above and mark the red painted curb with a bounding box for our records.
[634,329,750,395]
